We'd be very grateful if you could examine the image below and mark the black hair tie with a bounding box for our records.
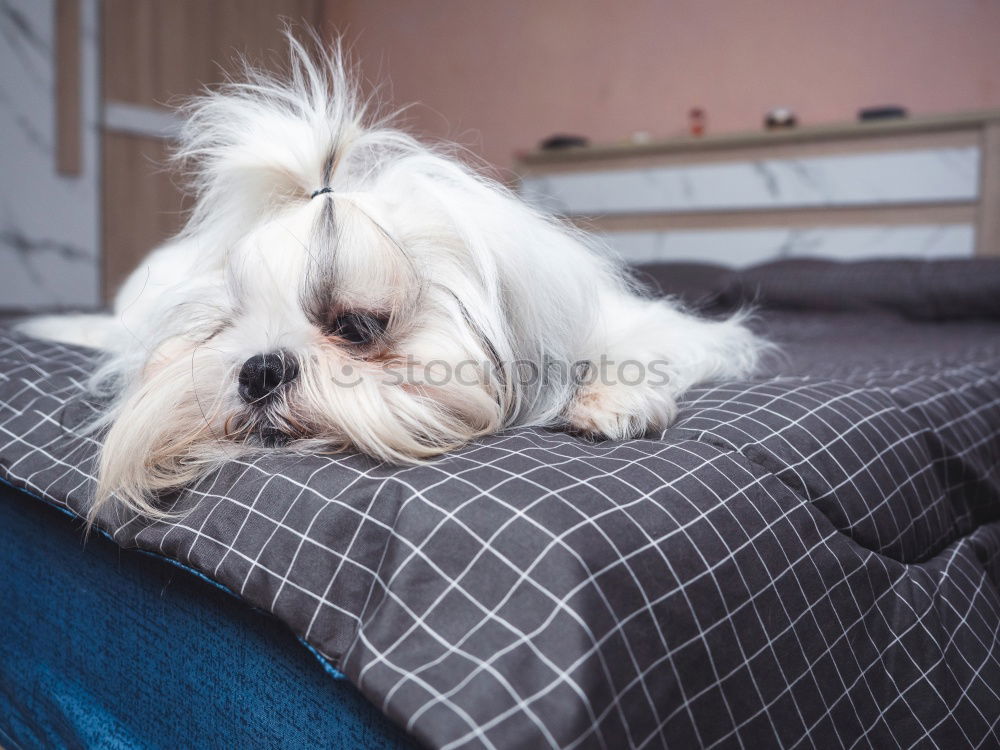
[311,186,334,199]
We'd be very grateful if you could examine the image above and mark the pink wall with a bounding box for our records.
[325,0,1000,173]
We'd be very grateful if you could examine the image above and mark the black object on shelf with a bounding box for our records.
[540,134,589,150]
[764,108,797,130]
[858,106,907,122]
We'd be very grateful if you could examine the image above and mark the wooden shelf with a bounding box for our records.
[517,109,1000,169]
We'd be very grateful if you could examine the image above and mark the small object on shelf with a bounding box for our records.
[858,106,907,122]
[630,130,652,145]
[765,107,797,130]
[539,134,589,151]
[688,107,706,136]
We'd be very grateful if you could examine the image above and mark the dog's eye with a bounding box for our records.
[324,312,387,346]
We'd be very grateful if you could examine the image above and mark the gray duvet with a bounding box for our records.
[2,259,999,749]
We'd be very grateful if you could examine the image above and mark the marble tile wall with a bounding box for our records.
[520,147,981,215]
[603,225,976,268]
[0,0,100,311]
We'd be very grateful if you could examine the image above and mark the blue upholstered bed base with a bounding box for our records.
[0,483,416,749]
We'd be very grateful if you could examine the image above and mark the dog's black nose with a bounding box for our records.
[238,352,298,404]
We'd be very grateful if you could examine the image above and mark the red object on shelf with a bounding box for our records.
[689,107,706,136]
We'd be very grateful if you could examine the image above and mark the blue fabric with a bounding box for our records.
[0,485,417,749]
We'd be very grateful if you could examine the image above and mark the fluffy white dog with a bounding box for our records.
[21,36,761,518]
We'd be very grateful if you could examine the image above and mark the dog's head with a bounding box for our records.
[94,35,607,516]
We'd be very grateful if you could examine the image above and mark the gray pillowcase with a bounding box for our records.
[713,258,1000,320]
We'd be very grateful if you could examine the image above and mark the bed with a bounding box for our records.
[2,258,999,749]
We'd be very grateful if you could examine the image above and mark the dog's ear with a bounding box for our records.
[380,154,621,424]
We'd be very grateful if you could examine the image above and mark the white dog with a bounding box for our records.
[21,36,761,519]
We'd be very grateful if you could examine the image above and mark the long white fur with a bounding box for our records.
[19,34,763,521]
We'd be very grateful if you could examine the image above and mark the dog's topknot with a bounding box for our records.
[174,30,417,245]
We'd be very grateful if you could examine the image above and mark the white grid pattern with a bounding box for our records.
[1,310,1000,750]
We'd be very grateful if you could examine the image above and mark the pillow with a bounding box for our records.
[629,262,731,306]
[714,258,1000,320]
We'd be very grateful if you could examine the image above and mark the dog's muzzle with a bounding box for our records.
[238,352,299,404]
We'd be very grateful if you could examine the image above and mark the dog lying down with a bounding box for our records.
[20,35,762,520]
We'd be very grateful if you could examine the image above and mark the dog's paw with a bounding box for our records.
[15,313,117,350]
[14,315,65,341]
[564,382,678,440]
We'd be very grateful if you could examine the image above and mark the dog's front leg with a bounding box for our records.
[563,295,760,440]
